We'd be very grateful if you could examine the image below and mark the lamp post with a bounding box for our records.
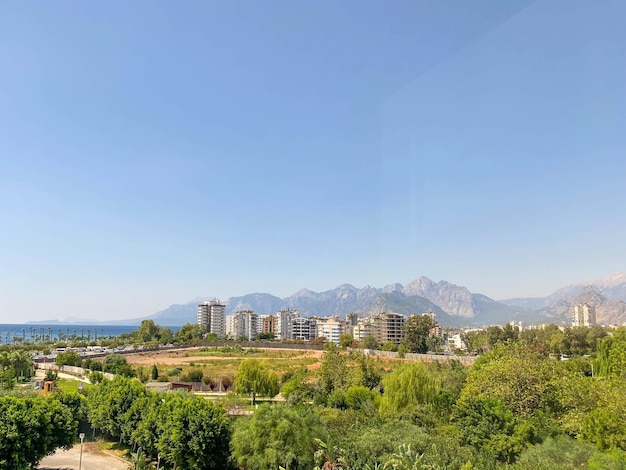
[79,432,85,470]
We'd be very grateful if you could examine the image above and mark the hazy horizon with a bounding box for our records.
[2,1,625,323]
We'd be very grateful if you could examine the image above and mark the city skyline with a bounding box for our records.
[2,1,626,323]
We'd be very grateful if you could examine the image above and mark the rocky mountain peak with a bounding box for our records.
[403,276,475,318]
[382,283,404,294]
[571,285,605,306]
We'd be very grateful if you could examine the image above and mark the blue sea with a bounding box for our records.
[0,323,167,342]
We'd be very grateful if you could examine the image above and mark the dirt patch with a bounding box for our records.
[125,346,325,367]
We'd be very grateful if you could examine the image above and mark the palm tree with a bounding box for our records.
[9,350,33,382]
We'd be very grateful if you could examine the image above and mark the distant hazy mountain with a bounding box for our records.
[503,273,626,308]
[226,293,284,315]
[499,297,545,310]
[46,272,626,327]
[148,276,529,327]
[535,285,626,325]
[500,273,626,325]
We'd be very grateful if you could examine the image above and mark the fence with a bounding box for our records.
[36,363,115,380]
[356,348,477,365]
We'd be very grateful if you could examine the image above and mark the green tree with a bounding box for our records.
[156,394,231,470]
[87,376,148,441]
[181,368,204,383]
[318,345,352,399]
[137,320,160,343]
[281,366,314,404]
[595,328,626,378]
[402,315,435,354]
[56,349,83,367]
[458,342,560,417]
[579,379,626,450]
[102,353,135,377]
[345,385,378,410]
[3,349,34,382]
[339,334,353,350]
[234,359,279,404]
[513,435,597,470]
[361,335,379,350]
[176,323,206,343]
[231,404,326,470]
[453,397,519,462]
[150,364,159,380]
[379,362,443,422]
[129,393,164,459]
[0,395,76,469]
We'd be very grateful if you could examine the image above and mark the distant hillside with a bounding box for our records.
[499,297,545,310]
[143,276,532,327]
[499,273,626,326]
[55,272,626,327]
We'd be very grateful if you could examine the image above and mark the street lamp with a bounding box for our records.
[79,432,85,470]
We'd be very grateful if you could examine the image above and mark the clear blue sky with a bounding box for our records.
[1,1,625,322]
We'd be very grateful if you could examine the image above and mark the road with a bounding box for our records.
[38,443,128,470]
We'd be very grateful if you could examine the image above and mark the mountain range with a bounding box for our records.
[107,272,626,328]
[35,273,626,328]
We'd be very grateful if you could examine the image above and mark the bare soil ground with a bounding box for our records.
[38,442,128,470]
[124,346,324,366]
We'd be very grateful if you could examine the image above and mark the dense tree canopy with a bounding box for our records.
[102,353,135,377]
[402,315,436,353]
[0,395,76,469]
[156,394,231,470]
[231,404,326,470]
[458,342,560,417]
[55,349,83,367]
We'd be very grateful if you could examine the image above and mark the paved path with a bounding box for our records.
[38,443,128,470]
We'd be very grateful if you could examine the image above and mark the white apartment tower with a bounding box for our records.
[275,309,299,341]
[572,304,597,327]
[197,299,226,339]
[230,310,259,340]
[292,316,317,341]
[316,316,345,344]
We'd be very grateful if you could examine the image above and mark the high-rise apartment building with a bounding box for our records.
[292,316,317,341]
[315,316,345,344]
[572,304,597,327]
[346,312,359,327]
[197,299,226,339]
[261,315,276,335]
[231,310,258,340]
[275,309,298,341]
[353,321,376,342]
[372,312,405,344]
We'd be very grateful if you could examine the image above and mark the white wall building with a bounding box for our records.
[316,316,344,344]
[275,309,299,341]
[572,304,597,327]
[197,299,226,339]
